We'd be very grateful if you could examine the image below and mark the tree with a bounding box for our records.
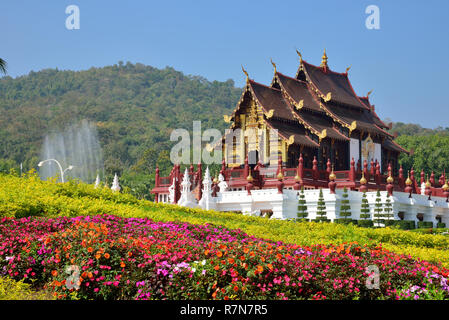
[0,58,6,74]
[297,186,308,220]
[339,187,351,221]
[315,188,327,222]
[373,190,383,227]
[360,191,371,220]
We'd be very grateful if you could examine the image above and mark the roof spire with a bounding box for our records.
[241,65,249,83]
[320,48,328,69]
[296,49,303,63]
[270,58,277,73]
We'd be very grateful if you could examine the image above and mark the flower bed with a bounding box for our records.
[1,215,448,300]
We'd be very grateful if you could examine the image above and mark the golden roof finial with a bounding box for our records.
[270,58,277,73]
[367,90,373,97]
[345,65,351,74]
[296,49,303,62]
[241,65,249,82]
[320,48,328,68]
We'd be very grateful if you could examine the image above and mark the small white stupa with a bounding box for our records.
[199,167,216,210]
[178,168,197,208]
[111,173,121,192]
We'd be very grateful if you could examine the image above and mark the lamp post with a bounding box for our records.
[38,159,74,183]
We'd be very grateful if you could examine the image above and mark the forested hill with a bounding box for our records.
[0,62,241,176]
[0,62,448,199]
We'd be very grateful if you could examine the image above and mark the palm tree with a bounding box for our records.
[0,58,7,74]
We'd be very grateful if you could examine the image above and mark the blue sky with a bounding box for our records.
[2,0,448,128]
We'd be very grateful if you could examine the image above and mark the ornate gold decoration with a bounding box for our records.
[324,92,332,102]
[295,99,304,110]
[241,65,249,82]
[295,174,301,182]
[386,175,394,184]
[264,109,274,119]
[425,177,431,188]
[345,65,351,73]
[405,172,412,186]
[223,115,232,123]
[329,165,336,181]
[367,90,373,97]
[361,134,375,162]
[349,120,357,133]
[270,58,276,73]
[320,49,328,68]
[442,179,449,191]
[296,49,303,62]
[360,172,367,185]
[287,135,295,146]
[317,129,327,142]
[277,171,284,180]
[247,100,259,126]
[247,173,254,182]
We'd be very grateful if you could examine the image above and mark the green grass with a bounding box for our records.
[0,277,53,300]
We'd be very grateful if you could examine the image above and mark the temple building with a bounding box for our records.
[150,50,449,226]
[221,49,408,175]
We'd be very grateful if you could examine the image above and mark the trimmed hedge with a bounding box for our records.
[358,220,374,228]
[334,219,357,225]
[437,223,446,228]
[418,221,434,229]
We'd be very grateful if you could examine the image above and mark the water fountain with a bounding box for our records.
[39,119,104,183]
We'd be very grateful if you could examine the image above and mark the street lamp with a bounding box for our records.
[38,159,74,183]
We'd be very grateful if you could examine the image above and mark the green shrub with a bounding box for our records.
[0,277,53,300]
[357,220,374,228]
[418,221,434,229]
[437,223,446,228]
[334,218,357,225]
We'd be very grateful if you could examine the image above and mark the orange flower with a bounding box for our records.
[216,251,223,257]
[120,262,126,268]
[228,258,235,264]
[239,256,245,261]
[204,249,210,256]
[267,263,273,271]
[87,247,93,253]
[104,253,110,259]
[95,253,101,260]
[257,265,264,273]
[212,291,217,299]
[234,286,239,292]
[243,247,249,254]
[214,265,220,271]
[81,272,88,279]
[88,272,93,279]
[128,251,132,257]
[51,270,58,277]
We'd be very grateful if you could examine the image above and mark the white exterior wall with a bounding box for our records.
[172,186,449,227]
[350,138,359,164]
